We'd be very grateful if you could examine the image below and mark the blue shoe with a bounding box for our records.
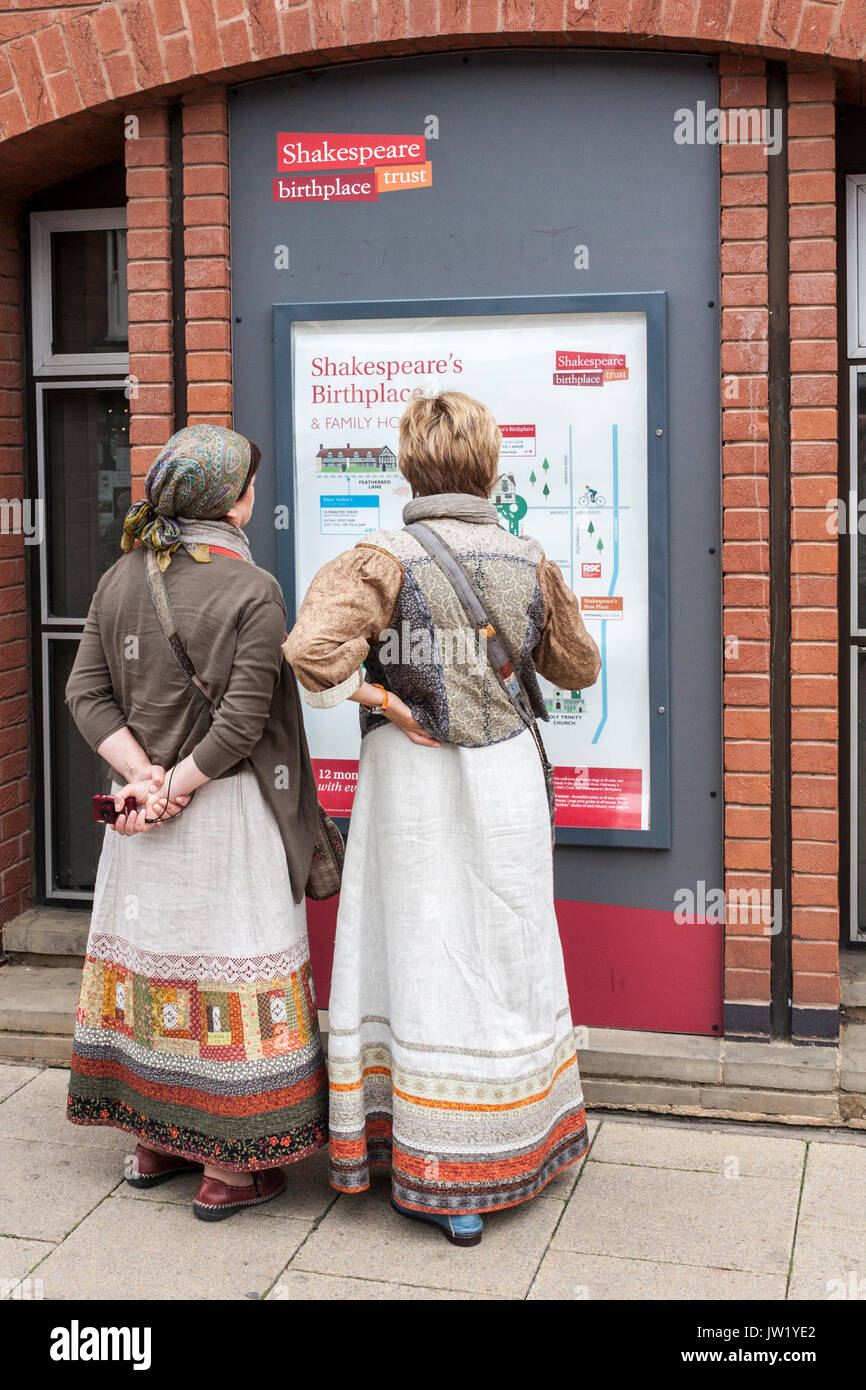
[390,1196,483,1246]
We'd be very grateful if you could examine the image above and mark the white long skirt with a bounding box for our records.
[327,723,588,1215]
[67,769,328,1170]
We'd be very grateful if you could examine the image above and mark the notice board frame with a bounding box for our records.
[274,291,670,849]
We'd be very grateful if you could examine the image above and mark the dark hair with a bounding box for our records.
[238,441,261,499]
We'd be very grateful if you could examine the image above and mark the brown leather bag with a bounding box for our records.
[305,806,345,900]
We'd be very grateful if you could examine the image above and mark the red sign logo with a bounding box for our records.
[272,176,378,203]
[278,133,426,173]
[556,351,626,371]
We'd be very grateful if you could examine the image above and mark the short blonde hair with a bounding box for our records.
[398,391,501,498]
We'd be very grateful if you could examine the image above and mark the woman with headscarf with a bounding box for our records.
[65,424,327,1222]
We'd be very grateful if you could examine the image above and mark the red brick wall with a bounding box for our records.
[126,104,173,498]
[721,60,841,1038]
[183,90,231,429]
[0,200,30,927]
[720,57,772,1032]
[0,2,861,200]
[788,70,840,1028]
[126,91,234,489]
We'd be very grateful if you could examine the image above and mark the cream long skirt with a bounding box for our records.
[327,723,589,1215]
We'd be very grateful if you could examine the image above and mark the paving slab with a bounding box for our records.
[0,1235,55,1295]
[117,1144,337,1222]
[291,1184,565,1298]
[528,1249,787,1300]
[589,1119,806,1179]
[798,1141,866,1231]
[0,1066,127,1154]
[554,1162,799,1275]
[540,1116,600,1199]
[789,1220,866,1300]
[31,1194,312,1300]
[0,1139,122,1242]
[0,1063,38,1102]
[265,1270,500,1300]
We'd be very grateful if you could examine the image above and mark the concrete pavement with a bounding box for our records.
[1,1061,864,1301]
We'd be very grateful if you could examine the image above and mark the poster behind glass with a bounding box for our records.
[290,310,651,834]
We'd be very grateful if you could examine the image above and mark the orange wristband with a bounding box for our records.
[371,682,389,712]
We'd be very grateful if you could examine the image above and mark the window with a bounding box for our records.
[29,204,130,899]
[30,208,129,375]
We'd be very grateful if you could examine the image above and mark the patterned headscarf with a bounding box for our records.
[121,424,252,569]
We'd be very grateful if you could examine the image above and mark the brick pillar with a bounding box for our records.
[719,58,773,1038]
[183,91,232,428]
[125,105,174,500]
[0,200,30,927]
[787,70,840,1042]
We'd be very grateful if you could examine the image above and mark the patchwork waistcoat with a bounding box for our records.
[358,517,548,747]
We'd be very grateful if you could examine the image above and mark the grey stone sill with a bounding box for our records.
[841,947,866,1009]
[3,907,89,958]
[841,1022,866,1092]
[577,1026,839,1093]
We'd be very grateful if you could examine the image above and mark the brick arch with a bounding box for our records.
[0,0,863,194]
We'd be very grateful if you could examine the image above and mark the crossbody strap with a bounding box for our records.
[144,547,213,707]
[404,520,546,748]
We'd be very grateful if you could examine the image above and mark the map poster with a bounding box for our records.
[288,310,652,834]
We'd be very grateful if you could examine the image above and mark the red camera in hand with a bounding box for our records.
[92,794,138,825]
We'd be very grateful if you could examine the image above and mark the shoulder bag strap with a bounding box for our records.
[144,547,212,708]
[404,519,553,778]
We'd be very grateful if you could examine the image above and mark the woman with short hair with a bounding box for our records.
[284,391,601,1246]
[66,424,327,1221]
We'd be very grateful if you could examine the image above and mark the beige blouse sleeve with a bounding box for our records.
[282,543,404,706]
[533,556,602,691]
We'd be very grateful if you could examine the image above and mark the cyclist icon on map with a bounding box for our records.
[579,484,606,507]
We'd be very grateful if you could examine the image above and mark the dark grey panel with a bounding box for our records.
[229,49,722,911]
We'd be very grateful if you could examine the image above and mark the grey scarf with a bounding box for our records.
[402,492,501,527]
[175,517,254,565]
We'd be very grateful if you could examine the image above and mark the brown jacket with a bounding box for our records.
[66,524,319,901]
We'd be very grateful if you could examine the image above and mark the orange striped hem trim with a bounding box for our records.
[330,1053,577,1112]
[391,1144,590,1217]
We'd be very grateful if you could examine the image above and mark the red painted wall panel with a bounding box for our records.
[307,896,724,1037]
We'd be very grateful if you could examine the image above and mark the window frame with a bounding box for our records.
[29,207,130,376]
[41,630,98,902]
[35,377,131,628]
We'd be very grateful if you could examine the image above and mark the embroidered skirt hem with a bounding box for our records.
[67,769,328,1170]
[326,723,589,1217]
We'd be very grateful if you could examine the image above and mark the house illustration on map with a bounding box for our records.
[317,442,397,473]
[545,689,586,715]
